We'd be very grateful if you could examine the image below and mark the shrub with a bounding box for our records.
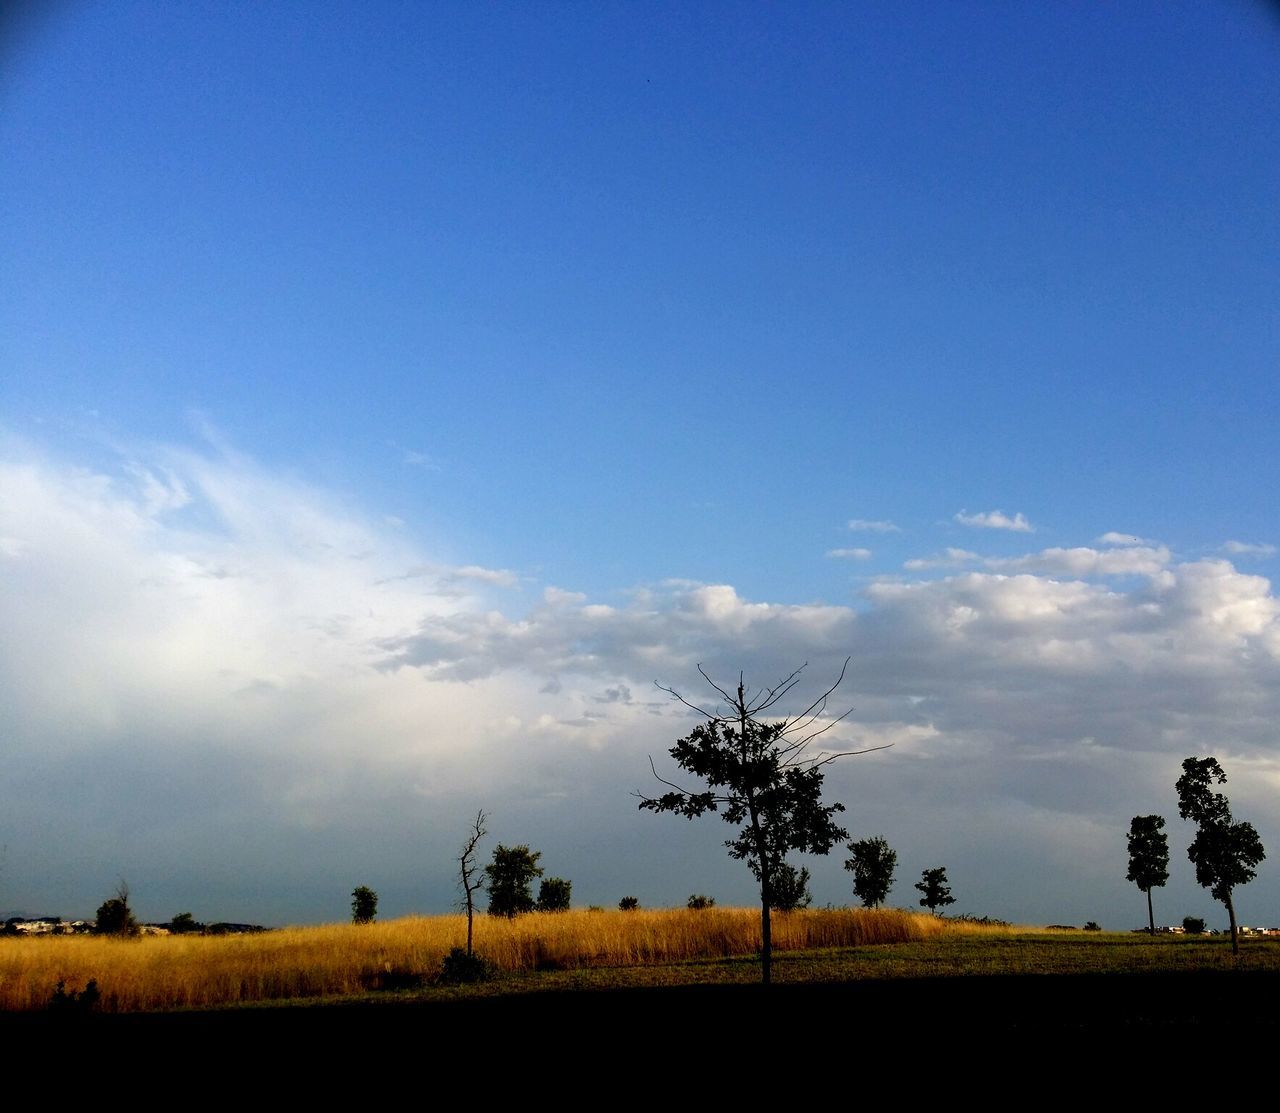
[351,886,378,925]
[439,947,492,984]
[1083,921,1102,932]
[1183,916,1207,935]
[687,894,716,910]
[618,896,639,911]
[49,979,100,1013]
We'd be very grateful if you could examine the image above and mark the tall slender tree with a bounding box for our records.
[1125,814,1169,935]
[1175,757,1265,956]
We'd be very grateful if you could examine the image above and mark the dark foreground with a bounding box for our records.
[8,969,1279,1060]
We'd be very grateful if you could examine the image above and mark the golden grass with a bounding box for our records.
[0,906,993,1013]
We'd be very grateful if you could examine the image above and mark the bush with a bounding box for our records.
[439,946,492,984]
[1183,916,1207,935]
[95,895,137,937]
[1083,921,1102,932]
[351,886,378,924]
[618,896,639,911]
[49,979,100,1013]
[769,863,812,912]
[536,877,572,912]
[687,894,716,910]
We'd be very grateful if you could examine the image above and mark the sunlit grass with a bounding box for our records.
[5,910,1270,1015]
[0,906,995,1012]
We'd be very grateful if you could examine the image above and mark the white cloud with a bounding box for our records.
[1223,540,1276,557]
[1096,532,1154,547]
[903,548,980,571]
[987,546,1172,578]
[826,547,872,560]
[444,564,519,587]
[847,519,900,533]
[954,509,1034,532]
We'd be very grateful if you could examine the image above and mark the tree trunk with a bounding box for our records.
[1146,887,1155,935]
[1226,892,1239,956]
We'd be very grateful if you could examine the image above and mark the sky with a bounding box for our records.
[2,1,1279,929]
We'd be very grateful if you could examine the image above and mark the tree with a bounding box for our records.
[687,894,716,910]
[845,836,897,908]
[169,912,201,934]
[769,862,812,912]
[95,880,138,936]
[915,866,955,915]
[618,896,639,911]
[1125,815,1169,935]
[485,844,543,917]
[351,885,378,924]
[457,810,488,956]
[1175,756,1266,956]
[640,660,876,985]
[536,877,572,911]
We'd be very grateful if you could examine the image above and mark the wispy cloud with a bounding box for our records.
[847,519,900,533]
[955,509,1034,532]
[1096,532,1154,547]
[1223,540,1276,557]
[826,547,872,560]
[987,545,1170,578]
[903,548,981,571]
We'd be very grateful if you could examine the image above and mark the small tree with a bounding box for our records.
[687,894,716,910]
[769,862,812,912]
[915,866,955,915]
[351,885,378,924]
[1126,814,1170,935]
[169,912,201,934]
[1182,915,1206,935]
[845,836,897,908]
[457,810,488,956]
[95,881,138,936]
[641,661,874,986]
[1175,756,1266,956]
[485,844,543,917]
[618,896,639,911]
[536,877,572,912]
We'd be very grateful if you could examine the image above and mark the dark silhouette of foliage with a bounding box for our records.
[168,912,202,934]
[769,862,812,911]
[641,661,871,984]
[618,896,639,911]
[485,844,543,917]
[1175,756,1265,955]
[845,836,897,908]
[686,894,716,910]
[1126,814,1170,935]
[536,877,572,912]
[915,866,956,915]
[439,946,492,984]
[50,979,100,1013]
[95,881,138,936]
[1182,916,1206,935]
[1083,921,1102,932]
[351,885,378,924]
[457,810,488,955]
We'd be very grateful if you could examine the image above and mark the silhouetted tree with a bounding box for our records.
[769,862,812,911]
[915,866,955,915]
[485,844,543,917]
[351,885,378,924]
[687,894,716,910]
[457,810,488,955]
[1126,815,1170,935]
[845,836,896,908]
[618,896,639,911]
[536,877,572,911]
[641,661,875,985]
[1175,756,1265,955]
[95,881,138,936]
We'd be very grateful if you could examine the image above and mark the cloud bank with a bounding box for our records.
[3,436,1278,927]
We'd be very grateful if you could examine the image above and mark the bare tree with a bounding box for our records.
[457,809,488,956]
[639,659,886,985]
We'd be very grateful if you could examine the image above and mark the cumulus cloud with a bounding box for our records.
[847,519,900,533]
[986,545,1172,578]
[826,548,872,560]
[5,434,1280,927]
[1223,540,1277,557]
[954,509,1034,532]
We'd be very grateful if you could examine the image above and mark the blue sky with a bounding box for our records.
[2,2,1279,929]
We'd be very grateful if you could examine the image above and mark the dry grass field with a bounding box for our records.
[0,906,997,1013]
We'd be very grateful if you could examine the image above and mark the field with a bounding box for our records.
[2,910,1280,1069]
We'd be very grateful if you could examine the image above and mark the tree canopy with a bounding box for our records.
[845,836,897,908]
[1125,814,1169,935]
[485,844,544,917]
[915,866,955,915]
[640,661,874,984]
